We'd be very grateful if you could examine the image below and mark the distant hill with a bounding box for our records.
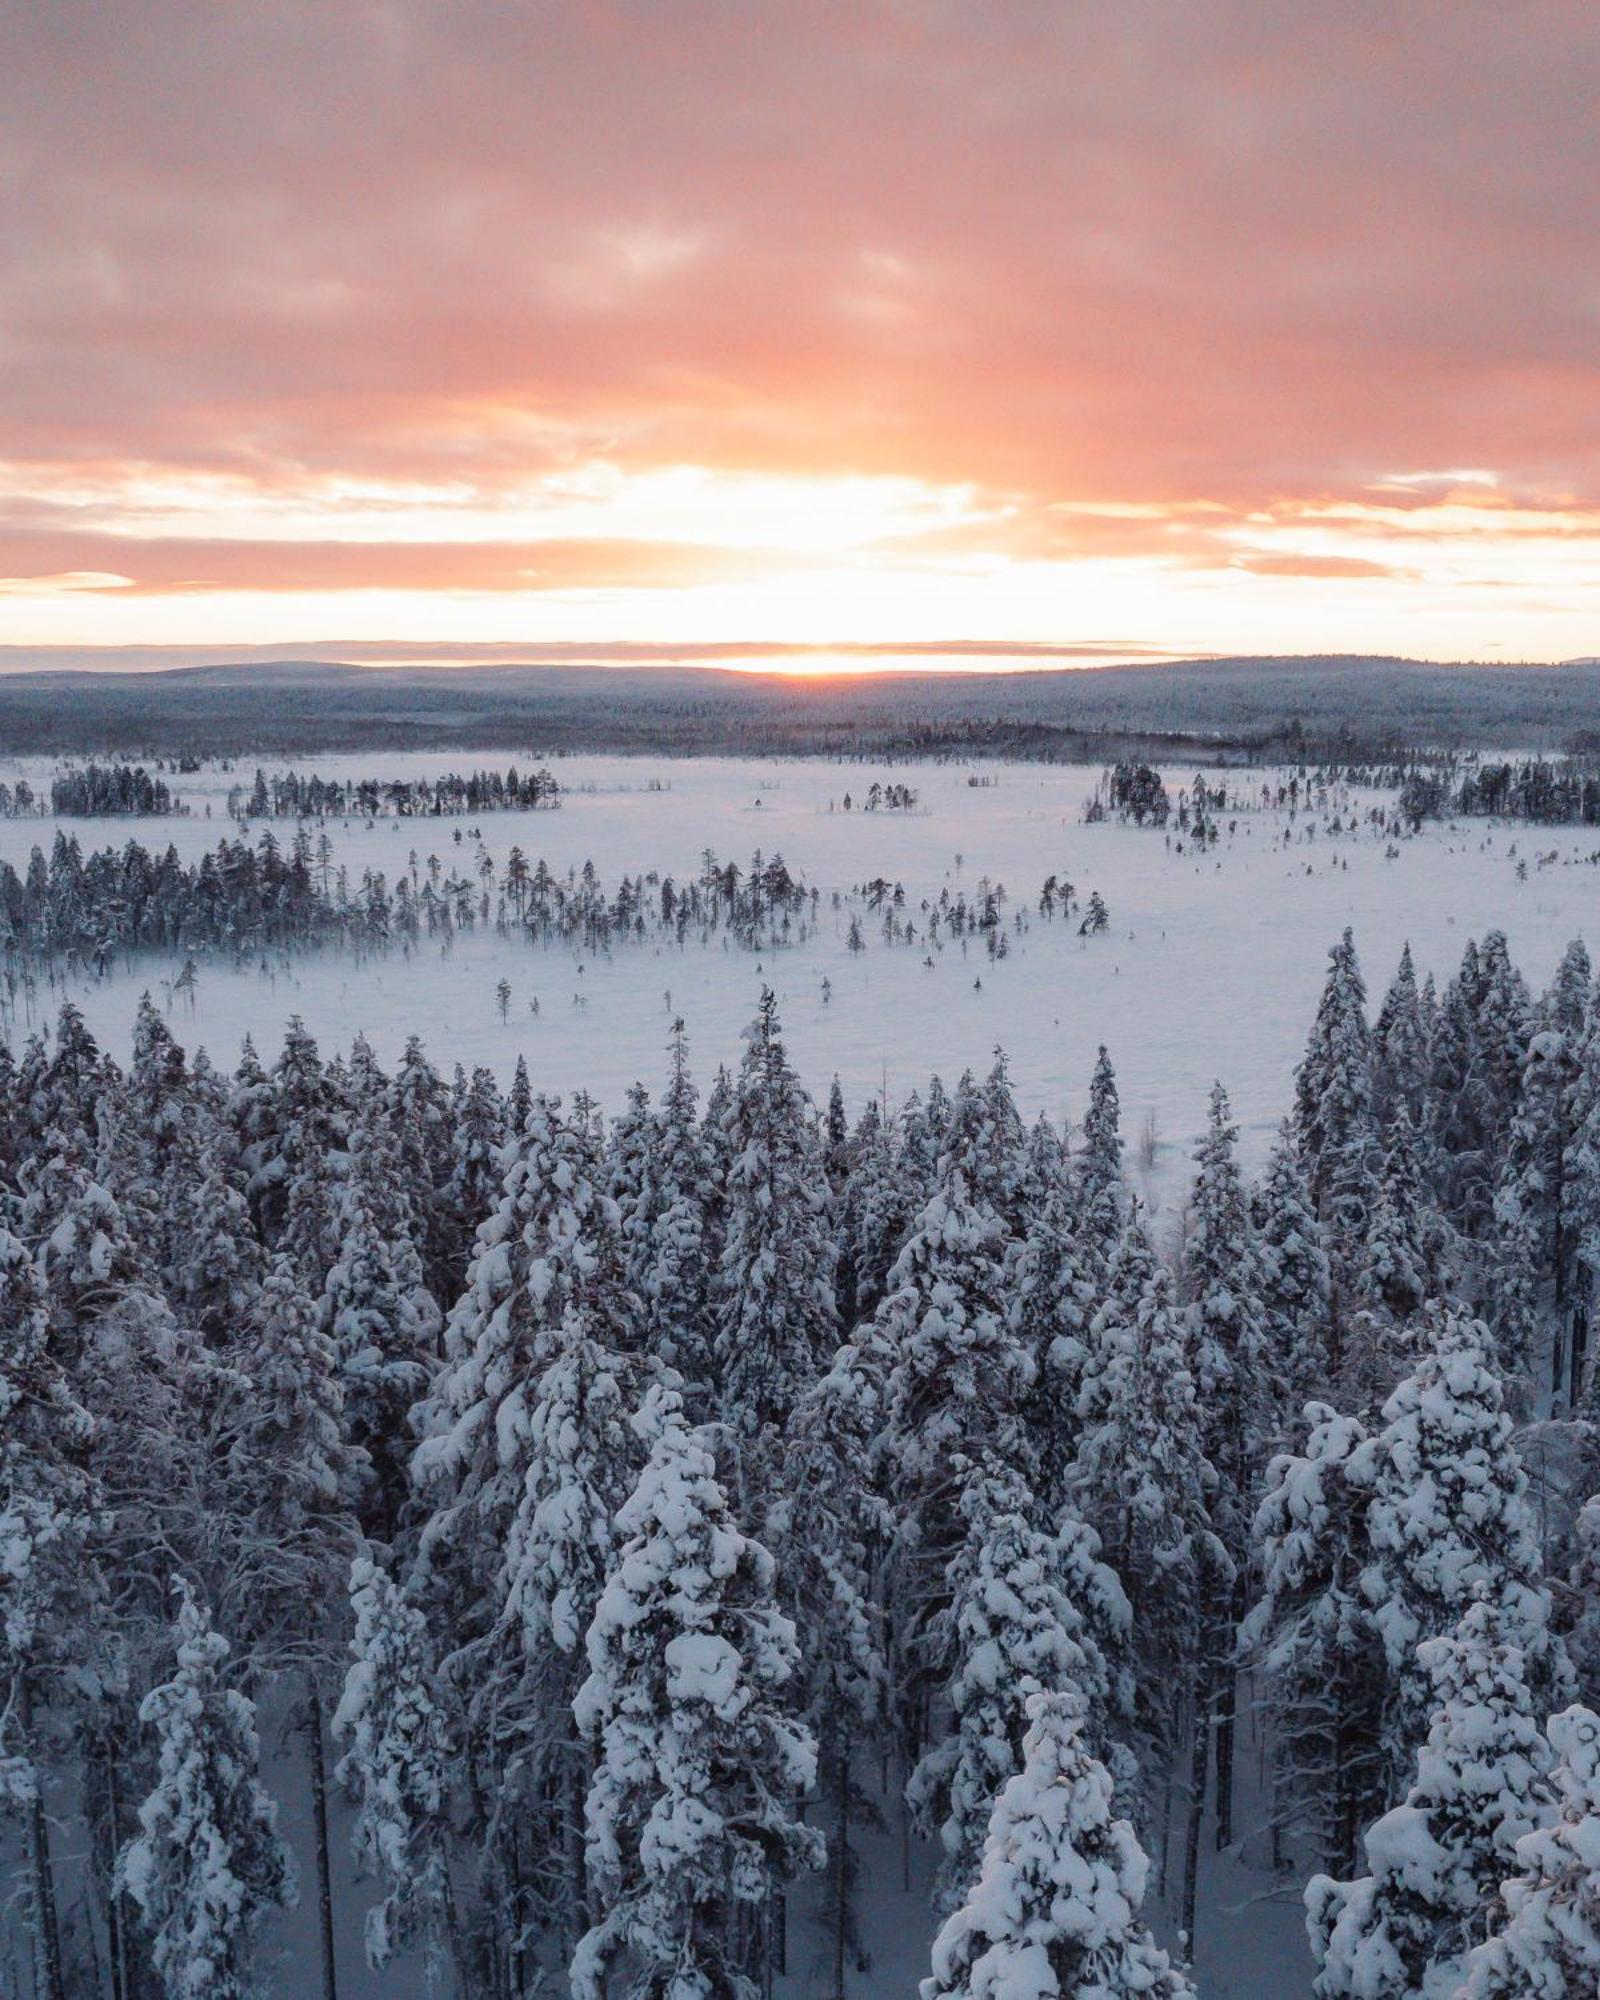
[0,654,1595,759]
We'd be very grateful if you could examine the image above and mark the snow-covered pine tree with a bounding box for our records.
[0,1222,100,2000]
[1008,1158,1095,1511]
[117,1580,296,2000]
[1245,1403,1388,1874]
[877,1172,1034,1744]
[1076,1045,1127,1273]
[1069,1238,1232,1932]
[766,1323,894,1995]
[908,1464,1128,1913]
[1296,929,1378,1237]
[322,1135,440,1538]
[1457,1704,1600,1998]
[1372,941,1429,1134]
[1255,1118,1335,1410]
[922,1689,1194,2000]
[936,1053,1029,1238]
[441,1064,507,1287]
[714,989,838,1443]
[572,1389,822,2000]
[633,1020,718,1397]
[1306,1593,1553,2000]
[332,1553,456,1975]
[1184,1080,1276,1847]
[1351,1304,1565,1790]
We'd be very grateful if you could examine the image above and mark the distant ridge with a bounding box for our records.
[0,653,1595,759]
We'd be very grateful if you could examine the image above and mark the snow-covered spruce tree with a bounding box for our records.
[1243,1404,1388,1875]
[1075,1045,1127,1274]
[1255,1118,1335,1409]
[844,1096,919,1326]
[922,1689,1194,2000]
[321,1137,440,1537]
[254,1014,346,1283]
[1017,1108,1070,1238]
[1008,1158,1096,1510]
[1184,1079,1276,1847]
[171,1126,263,1346]
[633,1019,719,1398]
[332,1553,456,1976]
[441,1063,507,1287]
[714,989,838,1443]
[409,1091,636,1969]
[0,1221,100,2000]
[936,1053,1029,1238]
[876,1171,1033,1745]
[411,1085,631,1618]
[1296,928,1378,1238]
[572,1388,822,2000]
[494,1300,663,1949]
[117,1580,296,2000]
[388,1033,458,1303]
[1351,1303,1565,1790]
[1306,1593,1553,2000]
[766,1325,894,1995]
[908,1464,1129,1914]
[1372,941,1429,1134]
[1068,1241,1232,1934]
[1457,1704,1600,1998]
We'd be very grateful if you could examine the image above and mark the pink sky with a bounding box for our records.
[2,3,1597,663]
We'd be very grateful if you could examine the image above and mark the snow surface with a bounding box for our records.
[4,752,1596,1198]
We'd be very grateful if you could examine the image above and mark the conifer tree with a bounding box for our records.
[1372,941,1428,1133]
[714,989,838,1440]
[572,1389,822,2000]
[1458,1704,1600,1998]
[117,1581,296,2000]
[1255,1119,1334,1408]
[908,1466,1128,1913]
[922,1690,1194,2000]
[1306,1595,1553,2000]
[333,1554,456,1975]
[1076,1045,1127,1272]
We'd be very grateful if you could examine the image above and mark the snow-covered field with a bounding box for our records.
[4,751,1595,1189]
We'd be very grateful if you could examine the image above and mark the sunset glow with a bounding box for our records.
[4,5,1598,665]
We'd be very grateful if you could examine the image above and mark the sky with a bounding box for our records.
[2,2,1597,669]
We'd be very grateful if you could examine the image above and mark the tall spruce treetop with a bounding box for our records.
[1296,928,1376,1225]
[1458,1704,1600,1999]
[1306,1593,1554,2000]
[1076,1046,1125,1267]
[922,1689,1194,2000]
[1372,942,1428,1133]
[714,989,838,1438]
[1186,1080,1277,1555]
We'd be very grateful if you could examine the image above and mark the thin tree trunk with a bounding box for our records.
[1214,1583,1244,1851]
[17,1675,64,2000]
[1182,1679,1210,1947]
[1156,1770,1174,1899]
[105,1735,127,2000]
[832,1786,850,2000]
[305,1678,340,2000]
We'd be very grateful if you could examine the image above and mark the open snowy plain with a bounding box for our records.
[3,748,1595,1999]
[4,749,1595,1184]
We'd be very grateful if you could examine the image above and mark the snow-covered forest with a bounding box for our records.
[6,902,1600,1997]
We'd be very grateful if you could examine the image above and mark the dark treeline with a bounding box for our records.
[229,763,560,821]
[0,831,1078,990]
[50,765,176,817]
[6,655,1600,761]
[6,924,1600,1995]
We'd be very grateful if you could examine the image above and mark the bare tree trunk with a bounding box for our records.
[1182,1680,1211,1948]
[17,1675,64,2000]
[105,1736,128,2000]
[830,1727,851,2000]
[305,1678,340,2000]
[1213,1584,1244,1851]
